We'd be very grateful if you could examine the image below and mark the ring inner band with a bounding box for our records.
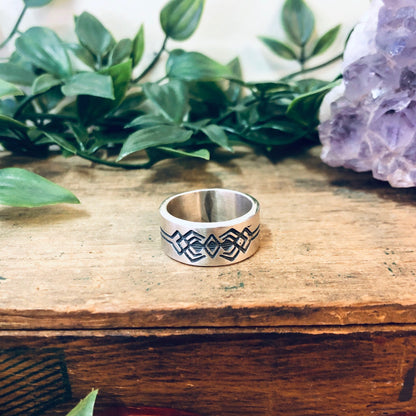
[166,189,253,223]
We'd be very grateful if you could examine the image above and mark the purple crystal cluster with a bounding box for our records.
[319,0,416,187]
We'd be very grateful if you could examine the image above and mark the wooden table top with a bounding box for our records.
[1,146,416,331]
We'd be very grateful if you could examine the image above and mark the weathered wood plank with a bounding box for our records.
[1,331,416,416]
[1,147,416,329]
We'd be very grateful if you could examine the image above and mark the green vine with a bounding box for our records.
[0,0,344,207]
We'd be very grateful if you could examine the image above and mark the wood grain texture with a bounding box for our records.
[1,331,416,416]
[1,146,416,329]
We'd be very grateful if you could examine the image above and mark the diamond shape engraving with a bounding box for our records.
[161,225,260,263]
[204,234,221,258]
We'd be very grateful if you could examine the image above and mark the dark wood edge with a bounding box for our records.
[1,303,416,331]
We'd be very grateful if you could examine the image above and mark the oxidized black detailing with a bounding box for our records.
[160,225,260,263]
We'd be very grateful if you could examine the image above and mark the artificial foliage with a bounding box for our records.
[0,0,342,206]
[66,390,98,416]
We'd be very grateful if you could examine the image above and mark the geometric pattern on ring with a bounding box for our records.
[160,225,260,263]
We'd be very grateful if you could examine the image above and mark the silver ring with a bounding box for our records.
[159,188,260,266]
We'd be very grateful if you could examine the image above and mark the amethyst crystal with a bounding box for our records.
[319,0,416,187]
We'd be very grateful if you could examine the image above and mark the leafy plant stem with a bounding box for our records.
[283,52,343,80]
[25,113,78,123]
[220,125,249,141]
[76,150,153,169]
[13,92,45,120]
[0,5,28,49]
[11,128,42,154]
[299,44,306,70]
[132,36,169,83]
[213,109,235,125]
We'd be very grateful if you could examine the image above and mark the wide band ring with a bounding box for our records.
[159,188,260,266]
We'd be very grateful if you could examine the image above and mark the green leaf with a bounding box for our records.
[236,103,260,127]
[152,146,210,160]
[32,74,62,95]
[0,98,18,118]
[75,12,115,59]
[66,43,96,69]
[67,123,89,151]
[125,114,173,128]
[160,0,204,41]
[0,114,29,130]
[62,73,114,99]
[108,39,133,66]
[115,91,146,114]
[15,27,72,78]
[258,36,298,60]
[77,60,132,124]
[0,63,35,86]
[253,119,305,135]
[66,389,98,416]
[183,119,210,130]
[188,81,227,107]
[245,129,304,146]
[286,80,339,127]
[86,131,128,154]
[201,124,232,151]
[225,57,243,104]
[294,78,329,94]
[24,0,53,7]
[311,24,341,57]
[42,132,77,154]
[0,167,80,207]
[143,80,188,123]
[282,0,315,46]
[37,86,64,111]
[103,60,132,105]
[0,79,23,98]
[131,24,145,68]
[187,81,227,119]
[167,51,232,81]
[165,48,185,74]
[117,125,193,161]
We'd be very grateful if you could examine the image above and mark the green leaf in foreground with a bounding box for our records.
[117,125,193,161]
[160,0,204,41]
[0,168,80,207]
[66,389,98,416]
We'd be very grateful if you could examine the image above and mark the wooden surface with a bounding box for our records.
[3,331,416,416]
[1,146,416,330]
[2,146,416,416]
